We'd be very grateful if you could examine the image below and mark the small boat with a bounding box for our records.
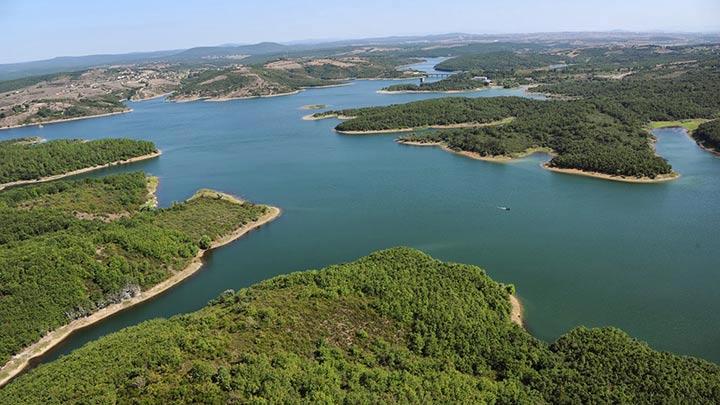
[497,206,510,211]
[37,124,44,128]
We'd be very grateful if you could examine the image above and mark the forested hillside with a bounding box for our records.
[171,56,414,101]
[435,51,564,74]
[0,138,158,185]
[694,119,720,152]
[321,97,673,178]
[2,248,718,403]
[0,173,269,368]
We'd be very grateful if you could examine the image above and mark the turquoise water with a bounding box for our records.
[2,59,719,369]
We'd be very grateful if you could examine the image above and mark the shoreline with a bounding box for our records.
[0,205,281,388]
[0,109,132,131]
[398,140,678,183]
[543,164,679,183]
[172,90,302,103]
[302,113,357,121]
[331,118,515,134]
[398,140,551,163]
[509,294,524,328]
[0,150,162,191]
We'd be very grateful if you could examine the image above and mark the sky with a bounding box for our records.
[2,0,719,64]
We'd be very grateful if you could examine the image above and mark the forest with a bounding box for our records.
[434,51,565,75]
[325,97,673,178]
[694,119,720,152]
[2,247,718,403]
[0,138,158,184]
[0,172,269,367]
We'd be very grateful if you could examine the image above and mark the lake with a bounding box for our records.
[2,58,719,369]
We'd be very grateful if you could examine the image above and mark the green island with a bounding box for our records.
[381,72,492,93]
[0,138,159,188]
[0,165,279,385]
[316,97,674,180]
[2,247,718,403]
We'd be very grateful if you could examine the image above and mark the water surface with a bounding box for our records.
[2,58,719,368]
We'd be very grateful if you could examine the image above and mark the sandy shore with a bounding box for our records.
[302,113,357,121]
[301,82,352,89]
[334,118,514,134]
[336,127,416,135]
[0,205,281,387]
[510,294,524,327]
[543,164,679,183]
[377,86,499,95]
[397,140,550,163]
[0,151,162,191]
[398,140,678,182]
[0,110,132,131]
[173,90,302,103]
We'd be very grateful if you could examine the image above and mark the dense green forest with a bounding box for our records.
[2,248,718,403]
[435,51,565,75]
[534,64,720,122]
[0,172,151,215]
[0,173,268,367]
[382,72,490,92]
[323,97,672,178]
[694,119,720,152]
[0,138,158,184]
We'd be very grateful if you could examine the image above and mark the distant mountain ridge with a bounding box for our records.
[2,31,718,81]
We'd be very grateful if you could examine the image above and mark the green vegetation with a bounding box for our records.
[435,51,565,75]
[172,69,261,99]
[0,172,151,215]
[534,66,720,123]
[324,97,672,178]
[0,173,268,367]
[694,119,720,152]
[0,138,157,184]
[2,248,718,403]
[382,72,490,92]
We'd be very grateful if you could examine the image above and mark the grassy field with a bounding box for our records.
[648,119,711,132]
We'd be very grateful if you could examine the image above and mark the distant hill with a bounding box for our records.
[0,42,289,81]
[0,50,183,81]
[166,42,289,61]
[2,32,717,81]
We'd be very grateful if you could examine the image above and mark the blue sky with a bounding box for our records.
[2,0,719,64]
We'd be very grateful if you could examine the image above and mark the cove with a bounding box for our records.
[1,59,718,373]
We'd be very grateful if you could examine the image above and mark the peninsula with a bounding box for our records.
[2,248,718,403]
[0,138,160,189]
[0,169,280,386]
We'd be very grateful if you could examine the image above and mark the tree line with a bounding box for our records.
[0,138,158,184]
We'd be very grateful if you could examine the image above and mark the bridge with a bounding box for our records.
[424,72,454,78]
